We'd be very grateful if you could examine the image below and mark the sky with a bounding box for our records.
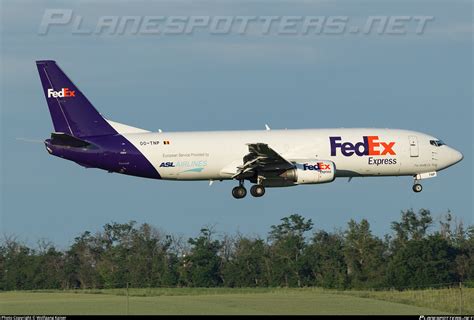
[1,0,472,248]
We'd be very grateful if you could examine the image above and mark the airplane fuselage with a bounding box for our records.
[46,128,463,184]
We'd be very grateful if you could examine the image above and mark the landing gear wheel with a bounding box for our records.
[250,185,266,197]
[232,186,247,199]
[412,183,423,193]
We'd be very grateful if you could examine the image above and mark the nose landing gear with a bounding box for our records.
[411,172,437,193]
[412,175,423,193]
[412,183,423,193]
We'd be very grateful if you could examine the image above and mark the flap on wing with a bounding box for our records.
[247,143,293,167]
[233,143,294,179]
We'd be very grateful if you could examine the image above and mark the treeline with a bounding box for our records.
[1,209,473,290]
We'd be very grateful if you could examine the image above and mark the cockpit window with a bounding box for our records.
[430,139,445,147]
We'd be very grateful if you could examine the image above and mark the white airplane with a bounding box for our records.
[37,60,464,198]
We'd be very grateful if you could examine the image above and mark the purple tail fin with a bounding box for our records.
[36,60,117,137]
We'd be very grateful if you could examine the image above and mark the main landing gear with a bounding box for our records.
[250,184,265,197]
[232,180,266,199]
[232,185,247,199]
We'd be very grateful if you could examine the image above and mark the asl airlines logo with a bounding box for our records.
[47,88,76,98]
[160,162,175,167]
[330,136,396,157]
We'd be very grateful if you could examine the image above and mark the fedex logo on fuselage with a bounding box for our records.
[47,88,75,98]
[330,136,396,157]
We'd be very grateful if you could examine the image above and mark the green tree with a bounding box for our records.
[391,209,433,250]
[32,241,64,289]
[183,228,222,287]
[386,234,458,288]
[222,236,268,287]
[65,231,103,289]
[344,219,387,288]
[0,243,5,290]
[96,221,139,288]
[268,214,313,287]
[126,223,178,287]
[453,225,474,283]
[305,231,348,288]
[1,239,34,290]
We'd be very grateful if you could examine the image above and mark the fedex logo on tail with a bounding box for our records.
[47,88,75,98]
[330,136,396,157]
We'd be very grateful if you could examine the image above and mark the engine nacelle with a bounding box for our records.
[280,160,336,185]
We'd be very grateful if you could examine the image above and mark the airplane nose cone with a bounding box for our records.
[454,150,463,164]
[439,147,463,170]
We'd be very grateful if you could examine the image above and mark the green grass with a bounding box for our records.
[60,287,474,314]
[1,287,464,315]
[339,287,473,315]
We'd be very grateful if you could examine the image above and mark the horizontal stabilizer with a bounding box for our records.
[50,132,91,148]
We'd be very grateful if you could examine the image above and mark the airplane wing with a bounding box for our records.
[232,143,294,179]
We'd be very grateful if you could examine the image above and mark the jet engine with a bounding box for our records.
[279,160,336,185]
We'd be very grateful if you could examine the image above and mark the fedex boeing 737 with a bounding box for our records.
[36,60,463,199]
